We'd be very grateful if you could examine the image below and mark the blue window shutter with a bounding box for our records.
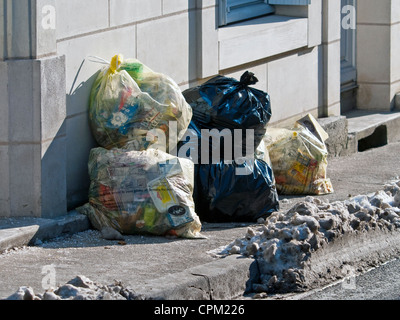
[267,0,311,5]
[219,0,275,26]
[219,0,311,27]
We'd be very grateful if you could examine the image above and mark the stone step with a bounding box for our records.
[344,110,400,154]
[317,110,400,158]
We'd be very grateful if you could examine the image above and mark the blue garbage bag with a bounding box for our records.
[178,121,279,223]
[183,71,272,151]
[194,159,279,223]
[180,72,279,222]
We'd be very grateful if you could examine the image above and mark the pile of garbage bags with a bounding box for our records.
[81,54,333,239]
[83,55,201,239]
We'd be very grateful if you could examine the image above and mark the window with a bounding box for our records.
[219,0,311,27]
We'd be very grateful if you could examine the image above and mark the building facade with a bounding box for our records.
[0,0,399,218]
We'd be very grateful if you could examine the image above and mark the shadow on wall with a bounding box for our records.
[188,8,198,86]
[66,59,100,211]
[41,120,68,218]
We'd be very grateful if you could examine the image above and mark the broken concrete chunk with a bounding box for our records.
[245,227,257,239]
[291,213,320,233]
[55,284,81,299]
[42,291,61,301]
[67,275,96,290]
[229,245,241,255]
[6,286,36,300]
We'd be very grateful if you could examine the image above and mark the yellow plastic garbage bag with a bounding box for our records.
[89,55,192,152]
[265,114,334,195]
[82,147,204,239]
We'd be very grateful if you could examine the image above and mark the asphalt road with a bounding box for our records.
[292,258,400,300]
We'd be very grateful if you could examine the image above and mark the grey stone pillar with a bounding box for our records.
[0,0,67,218]
[356,0,400,110]
[320,0,341,118]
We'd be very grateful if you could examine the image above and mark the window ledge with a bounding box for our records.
[218,15,308,70]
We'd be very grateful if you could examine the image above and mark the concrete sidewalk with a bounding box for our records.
[1,141,400,300]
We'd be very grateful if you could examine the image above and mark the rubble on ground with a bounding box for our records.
[5,275,143,300]
[217,179,400,294]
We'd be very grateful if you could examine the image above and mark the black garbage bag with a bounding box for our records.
[194,159,280,223]
[179,71,279,223]
[177,122,279,223]
[183,71,272,152]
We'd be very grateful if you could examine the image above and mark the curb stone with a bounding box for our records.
[132,255,257,300]
[0,211,90,254]
[303,228,400,291]
[0,226,40,254]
